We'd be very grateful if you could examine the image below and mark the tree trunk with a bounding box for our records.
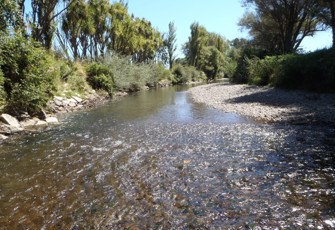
[330,1,335,48]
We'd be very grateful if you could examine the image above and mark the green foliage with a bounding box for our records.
[0,68,5,106]
[247,56,279,86]
[6,82,49,115]
[231,48,335,92]
[230,56,250,84]
[272,49,335,91]
[101,55,167,92]
[171,64,205,84]
[164,22,177,69]
[240,0,323,54]
[0,35,56,115]
[86,62,114,96]
[183,22,230,81]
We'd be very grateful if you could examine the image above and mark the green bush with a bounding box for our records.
[247,56,280,86]
[230,56,249,84]
[171,64,205,84]
[272,49,335,92]
[6,82,49,115]
[102,55,170,92]
[0,35,56,115]
[86,62,114,96]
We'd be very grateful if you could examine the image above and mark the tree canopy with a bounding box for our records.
[183,22,229,80]
[240,0,327,54]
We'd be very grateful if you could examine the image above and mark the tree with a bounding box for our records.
[0,0,25,34]
[164,22,177,69]
[183,22,229,80]
[240,0,325,54]
[30,0,76,50]
[61,0,92,59]
[183,22,208,67]
[318,0,335,47]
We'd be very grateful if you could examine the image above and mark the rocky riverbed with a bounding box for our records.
[189,83,335,126]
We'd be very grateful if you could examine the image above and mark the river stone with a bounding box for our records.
[20,118,39,128]
[62,99,72,106]
[0,114,22,128]
[54,96,64,101]
[0,134,8,140]
[54,98,63,107]
[35,120,48,127]
[46,117,59,124]
[68,98,77,107]
[0,123,23,134]
[72,96,83,103]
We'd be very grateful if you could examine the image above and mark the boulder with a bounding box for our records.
[62,99,71,106]
[20,118,39,128]
[68,98,77,107]
[54,96,64,101]
[54,99,63,107]
[0,123,22,134]
[46,117,59,124]
[33,120,48,128]
[0,114,21,128]
[72,96,83,103]
[0,134,8,140]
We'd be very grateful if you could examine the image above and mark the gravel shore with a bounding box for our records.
[189,83,335,126]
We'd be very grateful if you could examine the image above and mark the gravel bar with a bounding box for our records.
[189,83,335,126]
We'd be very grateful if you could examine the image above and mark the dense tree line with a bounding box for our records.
[60,0,162,62]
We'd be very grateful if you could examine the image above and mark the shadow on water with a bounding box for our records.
[0,85,334,229]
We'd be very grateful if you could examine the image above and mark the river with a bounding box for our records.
[0,86,334,229]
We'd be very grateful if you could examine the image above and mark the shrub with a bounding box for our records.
[103,55,169,92]
[230,56,249,84]
[172,64,188,84]
[0,35,56,115]
[272,49,335,92]
[86,62,114,96]
[247,56,280,86]
[171,64,205,84]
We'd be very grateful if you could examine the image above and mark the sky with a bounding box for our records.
[127,0,332,58]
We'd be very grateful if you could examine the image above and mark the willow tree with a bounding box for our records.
[240,0,324,54]
[183,22,208,67]
[183,23,228,80]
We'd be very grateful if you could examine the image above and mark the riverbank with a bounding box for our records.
[0,90,129,140]
[189,83,335,126]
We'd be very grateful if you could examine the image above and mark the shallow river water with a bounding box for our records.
[0,86,334,229]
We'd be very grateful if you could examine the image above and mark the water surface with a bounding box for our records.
[0,86,334,229]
